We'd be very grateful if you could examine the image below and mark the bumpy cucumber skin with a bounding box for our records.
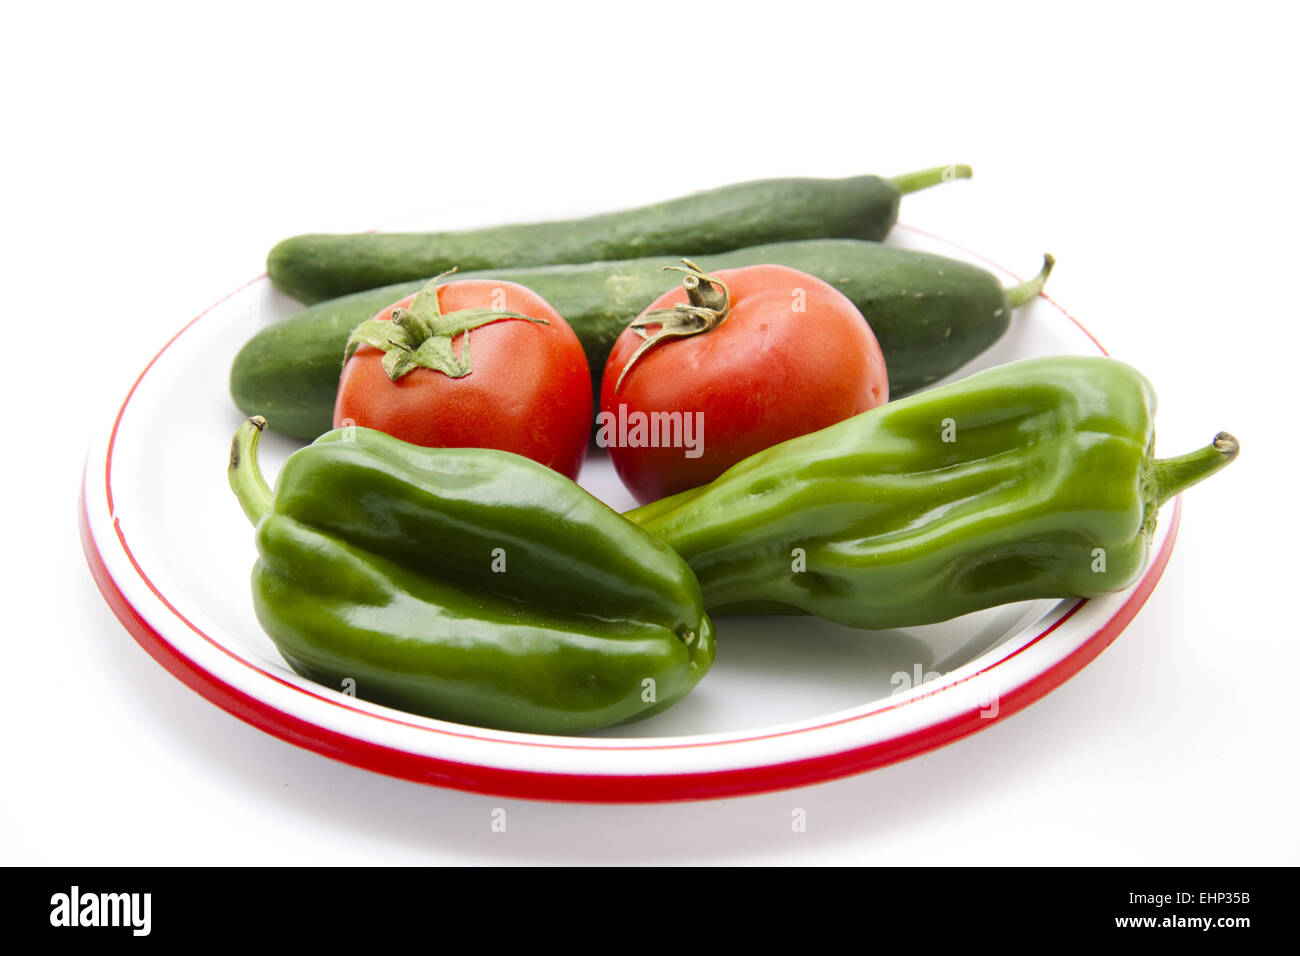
[268,176,902,304]
[232,239,1013,441]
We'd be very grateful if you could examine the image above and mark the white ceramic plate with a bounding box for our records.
[80,224,1181,802]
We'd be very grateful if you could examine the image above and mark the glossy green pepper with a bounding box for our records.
[228,418,715,734]
[627,356,1238,630]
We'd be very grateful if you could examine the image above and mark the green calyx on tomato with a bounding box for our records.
[614,259,731,393]
[334,277,593,480]
[342,269,550,381]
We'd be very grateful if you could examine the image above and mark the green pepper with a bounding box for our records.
[627,356,1238,630]
[228,418,715,734]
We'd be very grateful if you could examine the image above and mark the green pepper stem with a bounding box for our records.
[889,164,973,195]
[1004,254,1056,308]
[1153,432,1239,508]
[229,416,274,525]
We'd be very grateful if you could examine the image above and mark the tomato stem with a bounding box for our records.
[615,260,732,393]
[342,272,548,381]
[672,261,728,312]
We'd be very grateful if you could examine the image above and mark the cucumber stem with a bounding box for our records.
[229,416,274,525]
[1154,432,1239,508]
[889,164,973,195]
[1005,254,1056,308]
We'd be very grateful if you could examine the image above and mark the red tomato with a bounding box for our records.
[600,263,887,503]
[335,279,592,479]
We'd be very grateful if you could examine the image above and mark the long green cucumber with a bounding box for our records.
[268,165,972,303]
[232,239,1052,442]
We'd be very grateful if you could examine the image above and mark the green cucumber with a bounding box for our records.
[268,165,973,303]
[232,239,1053,442]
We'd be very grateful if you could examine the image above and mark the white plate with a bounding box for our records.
[79,225,1180,802]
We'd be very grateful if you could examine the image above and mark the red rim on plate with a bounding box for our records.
[79,227,1183,802]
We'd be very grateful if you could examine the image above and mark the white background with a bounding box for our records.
[4,1,1295,864]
